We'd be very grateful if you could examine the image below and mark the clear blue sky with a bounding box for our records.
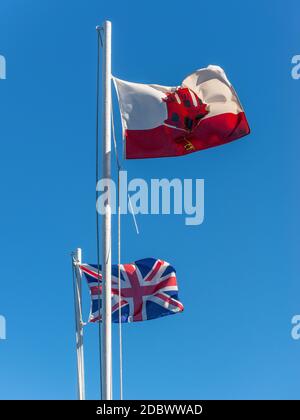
[0,0,299,400]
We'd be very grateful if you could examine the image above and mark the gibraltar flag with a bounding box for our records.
[114,65,250,159]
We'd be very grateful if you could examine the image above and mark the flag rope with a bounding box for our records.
[111,103,123,400]
[111,99,139,235]
[111,91,141,399]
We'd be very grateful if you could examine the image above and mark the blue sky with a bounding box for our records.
[0,0,300,400]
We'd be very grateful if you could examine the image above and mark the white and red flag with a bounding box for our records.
[114,65,250,159]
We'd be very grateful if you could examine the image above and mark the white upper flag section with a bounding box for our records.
[182,65,244,119]
[113,65,245,132]
[113,78,175,131]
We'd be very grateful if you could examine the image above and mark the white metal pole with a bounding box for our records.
[73,247,86,400]
[101,20,112,400]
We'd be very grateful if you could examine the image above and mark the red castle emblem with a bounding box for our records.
[163,87,209,151]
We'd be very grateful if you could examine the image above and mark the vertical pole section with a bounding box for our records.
[73,247,85,400]
[102,20,112,400]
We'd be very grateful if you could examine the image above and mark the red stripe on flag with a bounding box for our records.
[155,292,184,311]
[144,259,164,282]
[112,300,128,313]
[80,265,102,280]
[125,112,250,159]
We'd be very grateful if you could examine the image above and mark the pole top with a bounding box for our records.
[96,21,111,33]
[72,248,82,264]
[103,20,112,29]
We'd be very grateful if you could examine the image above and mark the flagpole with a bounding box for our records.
[73,247,86,400]
[101,20,113,400]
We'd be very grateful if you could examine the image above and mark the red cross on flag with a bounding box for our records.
[80,258,184,323]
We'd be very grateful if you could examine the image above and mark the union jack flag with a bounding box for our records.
[80,258,184,323]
